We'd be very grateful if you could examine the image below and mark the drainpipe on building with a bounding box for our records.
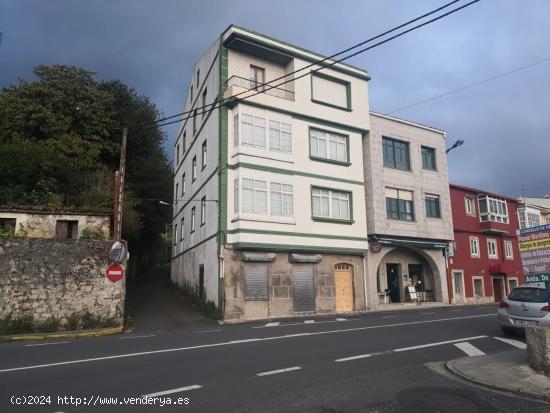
[363,253,368,310]
[218,242,225,319]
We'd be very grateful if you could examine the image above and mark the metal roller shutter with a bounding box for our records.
[293,264,315,312]
[244,263,268,300]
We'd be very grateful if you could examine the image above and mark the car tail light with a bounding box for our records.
[541,305,550,312]
[499,301,510,309]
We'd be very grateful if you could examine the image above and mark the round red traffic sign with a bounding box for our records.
[106,264,124,282]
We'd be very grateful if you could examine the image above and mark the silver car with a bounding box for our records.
[497,285,550,334]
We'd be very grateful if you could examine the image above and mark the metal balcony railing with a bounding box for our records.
[225,75,294,101]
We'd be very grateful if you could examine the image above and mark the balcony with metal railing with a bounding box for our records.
[224,75,295,103]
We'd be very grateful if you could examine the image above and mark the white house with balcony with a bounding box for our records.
[171,25,371,321]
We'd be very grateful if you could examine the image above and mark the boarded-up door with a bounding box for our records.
[293,264,315,312]
[335,264,353,312]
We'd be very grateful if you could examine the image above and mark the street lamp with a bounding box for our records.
[446,139,464,154]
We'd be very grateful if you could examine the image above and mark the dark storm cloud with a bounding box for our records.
[1,0,549,197]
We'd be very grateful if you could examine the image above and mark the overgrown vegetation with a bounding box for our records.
[0,312,116,335]
[80,226,106,240]
[171,281,222,320]
[0,64,173,271]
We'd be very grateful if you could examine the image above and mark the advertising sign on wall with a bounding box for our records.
[518,224,550,283]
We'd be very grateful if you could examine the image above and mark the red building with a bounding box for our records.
[448,184,524,304]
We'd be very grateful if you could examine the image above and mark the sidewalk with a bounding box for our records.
[446,350,550,402]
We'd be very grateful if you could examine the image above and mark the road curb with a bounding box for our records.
[445,358,550,403]
[0,326,124,343]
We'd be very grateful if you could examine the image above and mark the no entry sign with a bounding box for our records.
[106,264,124,282]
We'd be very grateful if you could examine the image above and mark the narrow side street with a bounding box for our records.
[125,265,216,333]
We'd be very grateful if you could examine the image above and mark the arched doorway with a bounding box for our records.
[376,248,438,303]
[335,263,354,312]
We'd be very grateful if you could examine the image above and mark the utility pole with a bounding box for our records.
[113,128,128,241]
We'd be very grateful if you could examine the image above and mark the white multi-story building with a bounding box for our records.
[171,26,371,321]
[517,196,550,229]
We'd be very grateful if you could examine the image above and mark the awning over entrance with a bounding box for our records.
[372,236,447,250]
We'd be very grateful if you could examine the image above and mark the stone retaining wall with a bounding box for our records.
[0,238,125,328]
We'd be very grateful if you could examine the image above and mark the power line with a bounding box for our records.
[154,0,464,125]
[154,0,480,130]
[386,56,550,114]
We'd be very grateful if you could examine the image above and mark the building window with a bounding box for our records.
[233,114,239,147]
[202,88,207,118]
[309,129,348,163]
[234,178,239,215]
[311,188,351,222]
[269,121,292,152]
[311,72,351,111]
[175,183,179,201]
[193,110,197,135]
[241,114,266,148]
[180,217,184,241]
[190,85,193,102]
[508,278,518,291]
[504,240,513,260]
[383,137,410,171]
[192,156,197,181]
[250,65,265,90]
[465,196,476,216]
[201,197,206,226]
[201,140,207,169]
[386,188,414,221]
[487,239,498,259]
[0,218,16,234]
[270,183,293,216]
[518,210,526,229]
[183,131,187,154]
[196,69,200,88]
[242,178,267,214]
[425,194,441,218]
[182,174,186,196]
[244,262,268,300]
[176,144,180,165]
[191,207,196,233]
[421,146,436,170]
[473,278,484,297]
[478,195,508,223]
[527,212,541,228]
[470,237,480,258]
[174,224,177,245]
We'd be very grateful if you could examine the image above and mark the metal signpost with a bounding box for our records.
[518,224,550,303]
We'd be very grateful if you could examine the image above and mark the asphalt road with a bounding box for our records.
[1,305,548,413]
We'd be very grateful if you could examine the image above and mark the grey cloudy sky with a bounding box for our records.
[1,0,549,197]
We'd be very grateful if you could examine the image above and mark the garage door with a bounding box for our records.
[335,264,353,312]
[293,264,315,312]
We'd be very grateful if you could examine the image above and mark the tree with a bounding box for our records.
[0,65,173,272]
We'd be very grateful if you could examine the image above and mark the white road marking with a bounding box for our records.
[265,322,280,327]
[257,366,302,376]
[394,336,487,352]
[0,314,495,373]
[120,335,156,340]
[420,312,436,315]
[450,309,463,312]
[454,341,486,356]
[304,320,315,324]
[335,353,373,362]
[336,318,347,321]
[142,385,202,397]
[25,342,70,347]
[253,319,357,328]
[493,336,527,349]
[193,329,222,333]
[382,315,399,319]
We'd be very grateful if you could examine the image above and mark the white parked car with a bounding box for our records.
[497,285,550,334]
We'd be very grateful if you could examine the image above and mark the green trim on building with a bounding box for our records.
[233,100,368,135]
[308,126,351,166]
[310,71,352,112]
[310,185,354,224]
[223,25,371,81]
[228,242,367,255]
[226,228,367,242]
[227,162,364,186]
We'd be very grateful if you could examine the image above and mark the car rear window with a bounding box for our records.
[508,288,547,303]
